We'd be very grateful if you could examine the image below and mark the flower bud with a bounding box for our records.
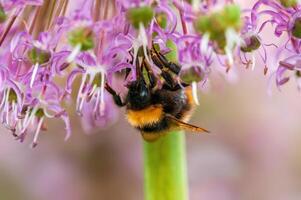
[0,4,6,23]
[222,5,241,30]
[27,47,51,64]
[92,72,103,87]
[240,35,261,52]
[165,39,178,63]
[279,0,297,8]
[8,90,17,103]
[180,67,204,84]
[156,12,167,29]
[194,5,241,49]
[35,108,45,118]
[126,6,154,29]
[68,28,94,51]
[292,17,301,38]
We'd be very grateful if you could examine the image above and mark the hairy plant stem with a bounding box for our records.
[143,131,188,200]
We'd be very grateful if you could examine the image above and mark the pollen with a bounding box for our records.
[126,105,163,128]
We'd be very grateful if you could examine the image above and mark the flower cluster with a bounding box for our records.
[0,0,299,146]
[242,0,301,89]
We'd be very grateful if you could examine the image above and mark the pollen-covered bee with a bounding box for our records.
[105,45,209,141]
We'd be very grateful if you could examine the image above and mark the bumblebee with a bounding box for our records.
[105,46,209,141]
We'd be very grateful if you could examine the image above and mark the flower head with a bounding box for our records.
[0,0,299,146]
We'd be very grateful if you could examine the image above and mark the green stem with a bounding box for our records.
[143,131,188,200]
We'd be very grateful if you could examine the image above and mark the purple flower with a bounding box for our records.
[1,0,43,11]
[245,0,301,88]
[0,0,299,146]
[80,92,119,133]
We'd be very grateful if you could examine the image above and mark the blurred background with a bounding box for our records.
[1,65,301,200]
[1,1,301,200]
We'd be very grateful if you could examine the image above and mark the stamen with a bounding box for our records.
[297,77,301,91]
[251,53,256,71]
[201,33,210,57]
[88,84,97,98]
[7,102,16,129]
[22,107,38,133]
[12,102,17,118]
[139,23,152,65]
[93,89,101,115]
[76,74,88,115]
[5,97,9,126]
[225,28,243,67]
[66,44,81,63]
[99,72,105,116]
[22,108,31,128]
[264,66,268,75]
[30,63,39,88]
[11,102,18,132]
[225,47,234,67]
[31,117,44,148]
[17,107,37,142]
[0,89,7,109]
[77,92,87,116]
[17,130,27,143]
[132,44,139,80]
[17,118,22,133]
[192,81,200,105]
[3,88,10,126]
[0,110,4,124]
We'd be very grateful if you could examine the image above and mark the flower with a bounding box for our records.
[245,0,301,89]
[0,0,299,146]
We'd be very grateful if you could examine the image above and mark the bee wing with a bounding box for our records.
[166,115,210,133]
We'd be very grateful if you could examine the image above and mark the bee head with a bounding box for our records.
[127,79,151,110]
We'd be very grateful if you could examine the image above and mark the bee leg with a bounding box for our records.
[148,71,157,89]
[150,49,166,70]
[161,70,190,91]
[151,44,181,75]
[167,62,181,75]
[105,83,126,107]
[162,83,188,91]
[161,69,176,89]
[142,58,157,88]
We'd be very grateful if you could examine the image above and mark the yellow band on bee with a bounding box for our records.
[126,105,163,127]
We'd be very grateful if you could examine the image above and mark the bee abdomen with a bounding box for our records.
[138,118,169,133]
[126,105,164,128]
